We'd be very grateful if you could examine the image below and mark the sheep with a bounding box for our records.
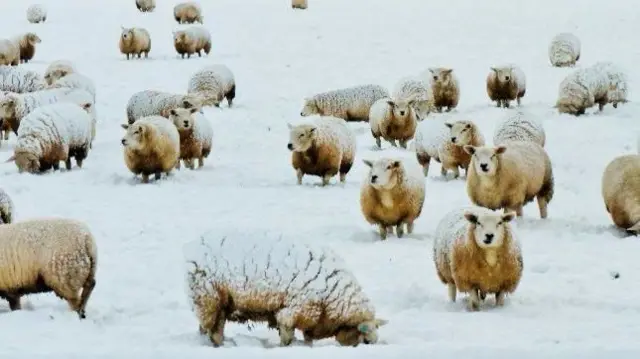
[0,188,14,225]
[187,64,235,107]
[287,115,356,186]
[26,4,47,23]
[119,27,151,60]
[493,110,545,147]
[369,97,418,149]
[0,218,97,319]
[121,115,180,184]
[126,90,204,124]
[555,67,607,115]
[486,66,527,108]
[292,0,308,9]
[0,65,46,94]
[300,84,389,122]
[168,107,213,170]
[7,102,93,173]
[44,60,76,86]
[392,77,434,120]
[424,68,459,112]
[12,32,41,64]
[0,39,20,66]
[548,33,581,67]
[136,0,156,12]
[49,73,97,102]
[591,61,628,109]
[360,158,425,240]
[174,2,203,24]
[414,117,485,178]
[173,26,211,59]
[433,206,522,311]
[184,229,388,347]
[464,142,554,218]
[601,154,640,234]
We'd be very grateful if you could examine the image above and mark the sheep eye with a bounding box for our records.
[433,76,438,81]
[497,221,503,226]
[299,134,304,138]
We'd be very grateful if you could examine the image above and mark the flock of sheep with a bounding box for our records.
[0,0,636,350]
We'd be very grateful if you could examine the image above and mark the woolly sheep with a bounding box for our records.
[0,218,97,318]
[392,77,434,120]
[184,229,388,347]
[433,206,522,311]
[0,65,46,94]
[0,40,19,66]
[187,64,236,107]
[360,158,425,240]
[548,33,581,67]
[591,61,628,109]
[602,155,640,234]
[464,142,554,218]
[292,0,308,9]
[424,68,459,112]
[173,26,211,59]
[300,84,389,122]
[287,115,356,186]
[119,27,151,60]
[136,0,156,12]
[26,4,47,23]
[486,66,526,108]
[493,110,545,147]
[121,116,180,183]
[414,117,485,178]
[555,67,606,115]
[7,102,93,173]
[174,2,203,24]
[0,188,14,225]
[12,32,41,64]
[126,90,204,124]
[168,107,213,170]
[44,60,76,85]
[49,73,97,102]
[369,97,418,149]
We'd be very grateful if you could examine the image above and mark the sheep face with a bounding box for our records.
[445,121,474,145]
[464,145,507,177]
[169,107,198,131]
[182,94,204,110]
[490,67,514,84]
[363,158,401,190]
[45,70,70,85]
[121,122,149,151]
[335,319,388,346]
[464,210,515,249]
[14,150,40,174]
[0,98,16,124]
[300,98,319,116]
[26,33,41,45]
[286,123,316,152]
[429,68,454,86]
[173,31,187,45]
[387,98,415,118]
[120,27,134,46]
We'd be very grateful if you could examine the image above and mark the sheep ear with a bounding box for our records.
[189,107,198,114]
[465,123,471,129]
[308,127,316,133]
[386,100,395,107]
[464,212,478,224]
[374,319,388,327]
[495,146,507,154]
[121,124,129,130]
[287,122,293,129]
[392,160,401,168]
[427,68,435,74]
[121,26,126,31]
[463,145,475,155]
[502,212,516,223]
[362,159,373,168]
[443,68,453,74]
[4,155,15,163]
[444,123,453,129]
[81,103,92,110]
[490,67,498,73]
[170,109,177,116]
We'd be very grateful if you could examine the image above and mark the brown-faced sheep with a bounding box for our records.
[424,68,459,112]
[369,97,418,149]
[292,0,308,9]
[0,39,20,66]
[136,0,156,12]
[486,66,526,108]
[44,60,76,86]
[168,107,213,170]
[173,26,211,59]
[12,33,41,64]
[119,27,151,60]
[300,84,389,122]
[602,154,640,234]
[392,77,434,120]
[174,2,203,24]
[187,64,236,107]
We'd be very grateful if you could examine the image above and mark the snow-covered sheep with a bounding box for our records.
[360,158,425,240]
[7,102,93,173]
[184,229,388,347]
[168,107,213,170]
[493,110,545,147]
[433,206,522,311]
[0,65,46,94]
[464,142,554,218]
[292,0,308,9]
[0,40,20,66]
[392,77,434,120]
[591,61,628,109]
[555,67,607,115]
[300,84,389,122]
[424,68,459,112]
[486,66,526,108]
[187,64,235,107]
[26,4,47,23]
[136,0,156,12]
[369,97,418,149]
[126,90,204,124]
[0,218,97,318]
[173,26,211,59]
[287,115,356,186]
[414,117,485,178]
[548,33,581,67]
[0,189,14,225]
[602,154,640,234]
[121,116,180,183]
[49,73,96,102]
[13,32,41,64]
[44,60,76,86]
[174,2,203,24]
[119,27,151,60]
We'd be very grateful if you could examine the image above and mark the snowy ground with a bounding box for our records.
[1,0,640,357]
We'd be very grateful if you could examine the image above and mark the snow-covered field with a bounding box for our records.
[1,0,640,357]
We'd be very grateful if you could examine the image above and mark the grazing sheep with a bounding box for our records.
[26,4,47,23]
[0,40,20,66]
[369,97,418,149]
[0,66,46,94]
[12,32,41,64]
[136,0,156,12]
[602,154,640,234]
[493,110,545,147]
[119,27,151,60]
[49,73,96,102]
[424,68,459,112]
[292,0,308,9]
[555,67,607,115]
[591,61,628,109]
[7,102,93,173]
[168,107,213,170]
[44,60,76,86]
[121,116,180,183]
[360,158,425,240]
[184,229,388,347]
[486,66,527,108]
[300,84,389,122]
[548,33,581,67]
[126,90,204,124]
[0,189,14,225]
[433,206,522,311]
[174,2,203,24]
[187,64,235,107]
[392,77,434,120]
[287,115,356,186]
[464,142,554,218]
[173,26,211,59]
[414,117,485,178]
[0,218,97,319]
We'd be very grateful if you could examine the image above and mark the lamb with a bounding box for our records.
[493,110,546,147]
[292,0,308,9]
[187,64,235,107]
[0,65,46,94]
[392,77,434,120]
[0,39,20,66]
[433,206,522,311]
[0,188,14,225]
[486,66,527,108]
[0,218,97,319]
[369,97,418,149]
[548,33,581,67]
[287,115,356,186]
[601,154,640,234]
[464,142,554,218]
[49,73,97,102]
[44,60,76,85]
[121,115,180,183]
[414,117,485,178]
[7,102,93,173]
[360,158,425,240]
[184,229,388,347]
[26,4,47,23]
[174,2,203,24]
[424,68,459,112]
[125,90,204,124]
[119,27,151,60]
[12,32,41,64]
[300,84,389,122]
[168,107,213,170]
[173,26,211,59]
[136,0,156,12]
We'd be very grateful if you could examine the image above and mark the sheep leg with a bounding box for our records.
[399,140,408,149]
[451,166,460,179]
[390,140,397,147]
[141,174,149,183]
[406,221,414,234]
[6,295,21,310]
[495,100,501,108]
[416,153,430,177]
[374,136,381,149]
[176,160,181,170]
[53,162,60,171]
[296,169,303,185]
[198,50,202,57]
[210,312,227,347]
[467,290,481,311]
[65,158,72,170]
[126,53,130,60]
[447,283,456,302]
[144,51,149,59]
[512,205,524,217]
[75,275,96,319]
[3,131,7,140]
[303,331,314,346]
[154,171,162,181]
[495,292,505,306]
[321,174,331,186]
[378,224,388,240]
[537,196,548,219]
[396,224,404,238]
[76,158,84,168]
[517,97,522,106]
[198,157,204,169]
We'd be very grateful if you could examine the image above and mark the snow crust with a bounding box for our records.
[0,66,46,93]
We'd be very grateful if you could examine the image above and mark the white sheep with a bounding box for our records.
[591,61,628,109]
[292,0,308,9]
[125,90,204,124]
[555,67,607,115]
[0,65,46,93]
[369,97,418,149]
[174,2,203,24]
[0,40,19,66]
[44,60,76,86]
[136,0,156,12]
[392,77,434,120]
[0,188,14,224]
[548,33,581,67]
[187,64,235,107]
[486,65,527,108]
[300,84,390,122]
[173,26,211,59]
[493,110,545,147]
[119,27,151,60]
[602,154,640,234]
[26,4,47,23]
[184,229,388,347]
[48,73,96,102]
[168,107,213,170]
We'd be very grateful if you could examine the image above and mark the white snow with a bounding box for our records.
[1,0,640,357]
[0,65,46,93]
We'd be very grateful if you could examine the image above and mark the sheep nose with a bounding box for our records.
[287,143,293,150]
[433,76,438,81]
[183,121,189,126]
[300,112,304,116]
[451,137,457,143]
[121,139,126,145]
[363,339,372,345]
[480,163,488,172]
[399,111,405,116]
[484,233,494,244]
[371,175,378,183]
[505,76,510,81]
